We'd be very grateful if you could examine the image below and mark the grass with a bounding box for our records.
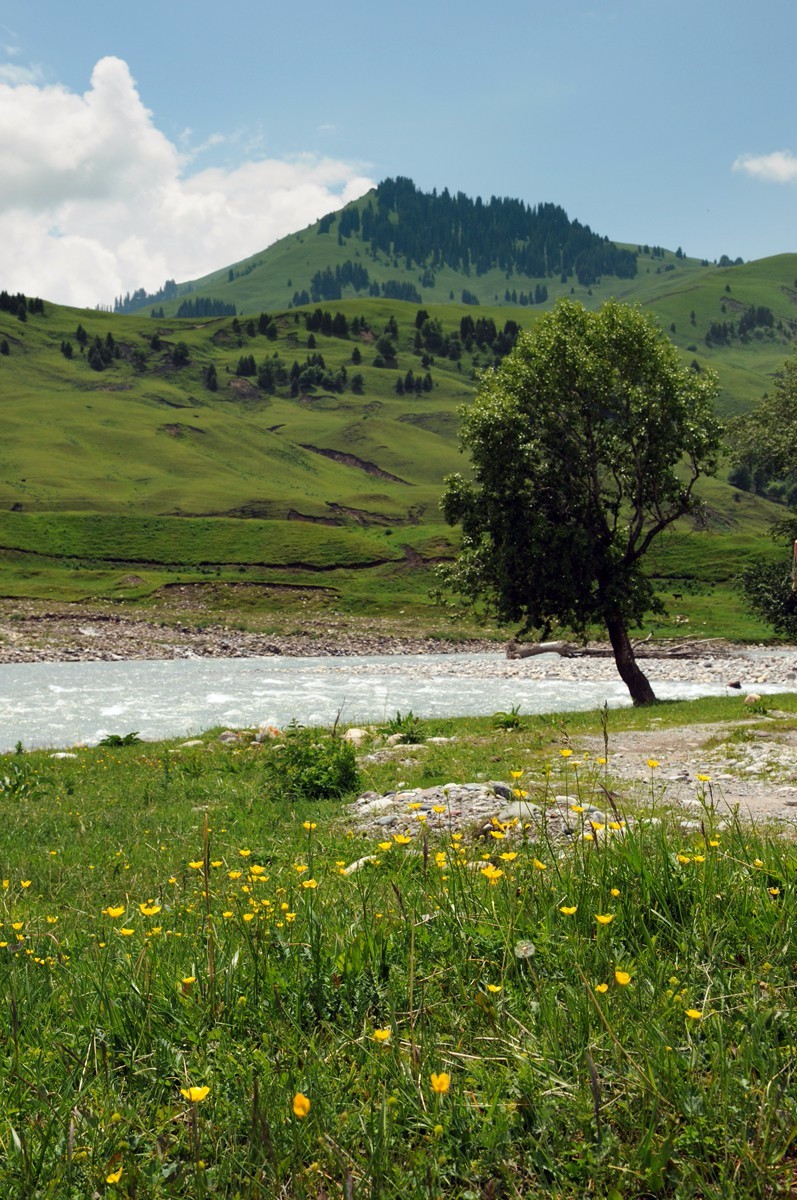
[2,698,797,1197]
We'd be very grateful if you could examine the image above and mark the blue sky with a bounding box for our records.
[1,0,794,306]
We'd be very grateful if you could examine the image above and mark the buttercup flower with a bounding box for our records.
[293,1092,311,1118]
[430,1072,451,1094]
[181,1086,210,1103]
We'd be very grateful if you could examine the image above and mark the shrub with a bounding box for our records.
[266,726,360,801]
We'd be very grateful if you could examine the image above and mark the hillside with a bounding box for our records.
[1,178,795,639]
[114,178,797,413]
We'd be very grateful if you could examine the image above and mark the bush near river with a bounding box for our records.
[1,702,796,1198]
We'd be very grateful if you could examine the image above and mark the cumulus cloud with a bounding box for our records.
[0,57,374,306]
[733,150,797,184]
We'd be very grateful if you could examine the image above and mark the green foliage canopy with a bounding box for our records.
[441,299,722,703]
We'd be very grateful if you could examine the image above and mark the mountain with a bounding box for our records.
[0,180,794,634]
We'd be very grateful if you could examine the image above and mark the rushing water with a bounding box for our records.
[1,652,794,753]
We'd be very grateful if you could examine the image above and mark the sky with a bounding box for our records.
[1,0,795,308]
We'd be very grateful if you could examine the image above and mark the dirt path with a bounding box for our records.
[576,715,797,825]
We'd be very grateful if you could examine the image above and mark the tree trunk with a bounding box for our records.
[605,612,657,706]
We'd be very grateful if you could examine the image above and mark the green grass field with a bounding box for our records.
[2,697,796,1197]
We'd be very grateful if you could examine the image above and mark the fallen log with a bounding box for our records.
[506,636,723,660]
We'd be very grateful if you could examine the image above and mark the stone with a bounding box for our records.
[50,751,77,759]
[727,680,742,689]
[343,727,369,747]
[218,730,242,744]
[744,693,763,705]
[498,800,543,822]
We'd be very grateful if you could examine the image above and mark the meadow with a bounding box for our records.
[2,698,796,1198]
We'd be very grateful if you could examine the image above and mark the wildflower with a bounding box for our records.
[210,860,222,868]
[486,984,502,994]
[614,970,631,986]
[302,821,317,831]
[181,976,197,987]
[769,887,780,896]
[188,861,204,870]
[293,1092,311,1118]
[430,1072,451,1095]
[677,853,691,864]
[595,983,609,994]
[559,905,577,915]
[373,1028,392,1042]
[181,1086,210,1103]
[378,842,392,852]
[106,1166,123,1184]
[685,1009,703,1020]
[693,855,705,864]
[512,787,528,799]
[432,804,446,813]
[570,804,585,813]
[302,879,318,889]
[243,912,255,922]
[595,914,615,925]
[228,870,242,880]
[647,759,659,769]
[249,864,266,877]
[139,903,161,916]
[590,821,605,832]
[753,858,764,868]
[697,774,711,782]
[393,834,412,845]
[480,864,503,884]
[609,821,623,831]
[239,849,251,857]
[610,887,620,897]
[499,851,518,862]
[514,939,536,959]
[532,858,547,871]
[285,912,297,922]
[118,928,134,937]
[408,802,422,810]
[597,756,607,765]
[103,906,125,919]
[510,769,524,779]
[20,880,31,889]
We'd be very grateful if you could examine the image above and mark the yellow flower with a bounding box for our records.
[408,802,422,810]
[188,861,204,870]
[20,880,31,889]
[293,1092,311,1118]
[181,1085,210,1103]
[103,905,125,919]
[480,864,504,883]
[430,1072,451,1095]
[512,787,528,799]
[590,822,605,832]
[685,1009,703,1020]
[210,860,222,868]
[118,928,135,937]
[378,841,392,851]
[302,821,317,830]
[489,829,505,839]
[753,858,764,868]
[646,759,659,769]
[693,854,705,864]
[769,887,780,896]
[595,983,609,994]
[285,912,297,922]
[228,870,242,880]
[139,903,161,916]
[595,914,615,925]
[249,864,266,876]
[373,1028,392,1042]
[486,983,502,994]
[614,970,631,986]
[560,748,573,758]
[596,756,607,765]
[302,879,318,889]
[243,912,255,922]
[432,804,446,813]
[239,849,251,857]
[610,887,620,897]
[499,851,518,862]
[559,905,577,915]
[106,1166,123,1184]
[533,858,547,871]
[570,804,585,813]
[697,774,711,782]
[393,834,412,845]
[677,854,692,864]
[181,976,196,986]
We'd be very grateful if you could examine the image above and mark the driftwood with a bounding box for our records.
[506,636,724,661]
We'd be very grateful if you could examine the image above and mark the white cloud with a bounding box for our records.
[733,150,797,184]
[0,56,374,306]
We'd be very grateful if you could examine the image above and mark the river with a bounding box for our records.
[1,651,794,753]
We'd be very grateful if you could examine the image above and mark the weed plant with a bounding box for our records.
[0,711,796,1197]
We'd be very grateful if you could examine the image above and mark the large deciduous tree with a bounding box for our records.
[441,299,722,705]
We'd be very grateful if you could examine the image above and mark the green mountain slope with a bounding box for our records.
[1,180,794,633]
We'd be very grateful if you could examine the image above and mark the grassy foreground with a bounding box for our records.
[1,702,796,1198]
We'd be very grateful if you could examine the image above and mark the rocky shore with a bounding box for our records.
[0,602,497,663]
